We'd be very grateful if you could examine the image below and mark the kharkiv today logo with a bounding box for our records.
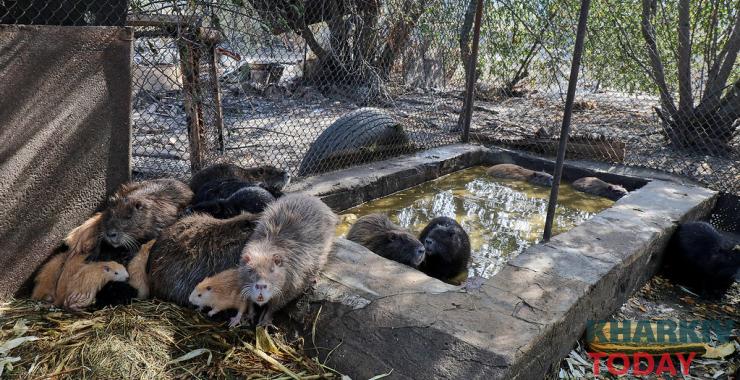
[585,319,736,376]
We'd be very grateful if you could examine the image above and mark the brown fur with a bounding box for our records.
[99,179,193,250]
[572,177,628,201]
[128,240,155,299]
[64,213,103,256]
[148,212,258,305]
[486,164,553,187]
[189,269,248,327]
[239,194,338,326]
[347,214,426,267]
[54,253,129,311]
[31,253,67,302]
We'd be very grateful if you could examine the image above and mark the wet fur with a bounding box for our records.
[346,214,425,267]
[238,194,338,326]
[486,164,553,187]
[189,186,276,218]
[572,177,628,201]
[664,221,740,297]
[190,163,290,199]
[189,269,248,327]
[148,212,258,305]
[419,217,471,281]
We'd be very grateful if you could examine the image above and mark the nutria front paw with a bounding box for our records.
[229,315,241,328]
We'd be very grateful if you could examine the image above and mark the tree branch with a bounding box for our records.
[704,10,740,102]
[641,0,677,115]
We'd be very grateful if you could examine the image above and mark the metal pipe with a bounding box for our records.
[543,0,592,241]
[461,0,484,143]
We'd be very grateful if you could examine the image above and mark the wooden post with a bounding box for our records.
[207,45,225,154]
[177,29,206,172]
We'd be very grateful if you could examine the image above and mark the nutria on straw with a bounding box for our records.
[189,268,248,327]
[188,186,276,218]
[190,163,290,199]
[347,213,426,268]
[239,193,338,326]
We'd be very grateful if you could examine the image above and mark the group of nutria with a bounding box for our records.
[486,163,629,200]
[31,163,338,327]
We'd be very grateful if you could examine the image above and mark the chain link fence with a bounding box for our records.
[1,0,738,196]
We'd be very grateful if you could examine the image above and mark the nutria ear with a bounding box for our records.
[241,254,251,264]
[386,232,398,241]
[273,254,283,266]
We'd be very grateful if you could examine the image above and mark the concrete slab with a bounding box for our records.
[0,25,132,298]
[295,144,718,379]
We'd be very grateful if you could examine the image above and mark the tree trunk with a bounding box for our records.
[459,0,477,87]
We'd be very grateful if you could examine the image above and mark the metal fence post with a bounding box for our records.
[543,0,592,241]
[461,0,484,143]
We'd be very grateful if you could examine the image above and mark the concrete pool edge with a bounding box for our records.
[289,144,718,379]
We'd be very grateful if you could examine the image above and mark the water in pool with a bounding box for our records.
[337,166,614,279]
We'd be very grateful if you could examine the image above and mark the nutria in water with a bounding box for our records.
[346,213,425,267]
[419,217,471,281]
[571,177,628,201]
[486,164,553,187]
[238,194,338,326]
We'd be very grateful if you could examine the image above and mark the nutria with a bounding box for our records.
[419,217,471,281]
[127,240,155,299]
[664,221,740,297]
[189,268,248,327]
[346,214,425,267]
[190,163,290,198]
[31,252,67,303]
[486,164,553,187]
[54,252,129,311]
[148,212,258,306]
[97,179,193,252]
[187,186,276,218]
[238,194,338,326]
[571,177,628,201]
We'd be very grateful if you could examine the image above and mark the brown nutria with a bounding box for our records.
[189,268,248,327]
[97,179,193,253]
[571,177,628,201]
[190,163,290,198]
[187,186,276,218]
[346,214,426,268]
[486,164,553,187]
[31,252,67,303]
[238,193,338,326]
[54,253,129,311]
[127,240,155,299]
[418,217,471,281]
[148,212,258,306]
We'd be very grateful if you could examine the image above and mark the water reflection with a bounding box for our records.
[337,166,614,278]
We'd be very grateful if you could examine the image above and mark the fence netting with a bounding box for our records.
[1,0,738,196]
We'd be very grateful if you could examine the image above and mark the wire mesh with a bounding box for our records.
[1,0,738,196]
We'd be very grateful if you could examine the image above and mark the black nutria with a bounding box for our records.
[189,268,248,327]
[94,239,155,306]
[486,164,553,187]
[190,163,290,199]
[571,177,628,201]
[664,221,740,297]
[419,217,471,281]
[346,213,425,268]
[97,179,193,254]
[238,193,338,326]
[187,186,276,218]
[148,212,258,306]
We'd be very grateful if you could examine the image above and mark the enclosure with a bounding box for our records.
[0,0,738,378]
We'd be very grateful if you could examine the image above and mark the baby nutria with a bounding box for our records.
[187,186,276,218]
[419,217,471,281]
[54,253,129,311]
[97,178,193,254]
[127,239,155,299]
[190,163,290,198]
[664,221,740,297]
[148,212,258,305]
[486,164,554,187]
[189,268,248,327]
[346,214,426,267]
[31,252,67,303]
[571,177,628,201]
[238,193,338,326]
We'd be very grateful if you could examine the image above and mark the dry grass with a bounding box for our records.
[0,299,337,379]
